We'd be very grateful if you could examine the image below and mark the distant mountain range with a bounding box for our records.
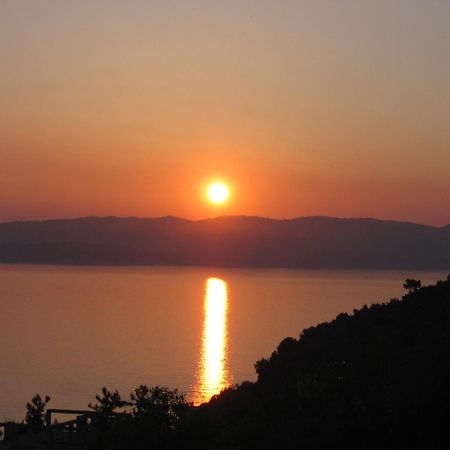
[0,216,449,269]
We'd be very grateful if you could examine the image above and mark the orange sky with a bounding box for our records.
[1,1,449,225]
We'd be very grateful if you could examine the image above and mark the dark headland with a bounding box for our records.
[0,216,449,269]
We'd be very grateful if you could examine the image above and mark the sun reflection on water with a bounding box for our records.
[194,277,231,404]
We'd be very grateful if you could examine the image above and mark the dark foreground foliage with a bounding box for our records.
[85,385,191,450]
[8,276,450,450]
[196,275,450,450]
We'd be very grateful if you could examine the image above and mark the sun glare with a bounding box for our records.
[207,182,230,204]
[195,277,230,403]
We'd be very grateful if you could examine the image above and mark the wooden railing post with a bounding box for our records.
[76,415,87,447]
[46,410,54,450]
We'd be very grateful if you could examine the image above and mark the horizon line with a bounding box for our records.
[1,214,448,229]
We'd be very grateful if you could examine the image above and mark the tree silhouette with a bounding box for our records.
[130,385,190,427]
[403,278,421,293]
[25,394,50,427]
[88,387,129,416]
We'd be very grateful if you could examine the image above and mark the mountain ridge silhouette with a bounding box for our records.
[0,215,448,269]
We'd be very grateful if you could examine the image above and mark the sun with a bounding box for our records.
[207,182,230,204]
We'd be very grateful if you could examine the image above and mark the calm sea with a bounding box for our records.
[0,265,446,420]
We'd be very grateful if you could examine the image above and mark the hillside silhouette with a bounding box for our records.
[0,216,449,269]
[193,275,450,449]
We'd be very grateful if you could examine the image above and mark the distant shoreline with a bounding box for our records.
[1,214,448,229]
[1,216,449,270]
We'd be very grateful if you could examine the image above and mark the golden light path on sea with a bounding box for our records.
[195,277,231,404]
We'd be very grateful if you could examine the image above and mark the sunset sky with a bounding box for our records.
[1,0,449,225]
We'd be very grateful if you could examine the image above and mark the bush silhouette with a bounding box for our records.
[130,385,190,424]
[88,387,130,417]
[403,278,421,293]
[25,394,50,427]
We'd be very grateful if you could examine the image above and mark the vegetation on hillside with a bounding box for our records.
[197,275,450,449]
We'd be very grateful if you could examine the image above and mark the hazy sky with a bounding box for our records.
[1,0,449,225]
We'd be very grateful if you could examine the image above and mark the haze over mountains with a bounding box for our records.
[0,216,448,269]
